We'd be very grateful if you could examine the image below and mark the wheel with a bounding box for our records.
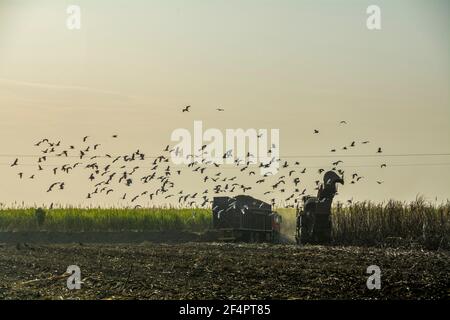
[312,214,331,243]
[298,210,315,244]
[272,231,280,243]
[295,213,302,244]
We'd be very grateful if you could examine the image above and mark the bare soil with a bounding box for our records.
[0,243,448,300]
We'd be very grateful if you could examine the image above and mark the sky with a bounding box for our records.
[0,0,449,207]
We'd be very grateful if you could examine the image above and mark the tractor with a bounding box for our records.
[296,171,344,245]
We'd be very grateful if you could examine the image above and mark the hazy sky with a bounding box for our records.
[0,0,449,207]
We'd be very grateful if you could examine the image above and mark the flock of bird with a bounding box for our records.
[9,106,387,208]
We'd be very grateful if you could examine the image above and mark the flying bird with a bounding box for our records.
[11,158,18,167]
[182,105,191,112]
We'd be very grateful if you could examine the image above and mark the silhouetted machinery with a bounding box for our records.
[210,195,282,243]
[296,171,344,245]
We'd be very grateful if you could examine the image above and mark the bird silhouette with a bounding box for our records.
[12,121,388,209]
[11,158,18,167]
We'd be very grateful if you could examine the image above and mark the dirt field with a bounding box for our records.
[0,243,448,300]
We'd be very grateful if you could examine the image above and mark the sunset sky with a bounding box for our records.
[0,0,449,207]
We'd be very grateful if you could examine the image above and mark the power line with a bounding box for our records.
[2,162,450,170]
[281,153,450,158]
[0,152,449,159]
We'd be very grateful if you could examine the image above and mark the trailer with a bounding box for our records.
[210,195,282,243]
